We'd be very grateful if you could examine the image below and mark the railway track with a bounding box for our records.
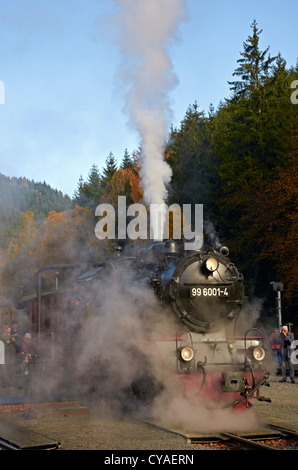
[188,424,298,450]
[0,411,297,450]
[144,419,298,450]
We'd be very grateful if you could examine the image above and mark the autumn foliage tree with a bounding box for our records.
[105,158,143,205]
[245,130,298,304]
[32,206,96,267]
[2,211,39,296]
[2,206,97,296]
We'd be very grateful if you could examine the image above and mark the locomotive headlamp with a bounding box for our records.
[205,257,219,272]
[178,346,195,362]
[252,346,266,362]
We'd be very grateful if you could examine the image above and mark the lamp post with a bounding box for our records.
[270,282,284,330]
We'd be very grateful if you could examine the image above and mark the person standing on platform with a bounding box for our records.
[270,328,282,367]
[0,326,16,388]
[279,326,295,383]
[20,333,37,396]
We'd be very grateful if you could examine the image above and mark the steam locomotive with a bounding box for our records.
[13,236,271,410]
[70,240,270,409]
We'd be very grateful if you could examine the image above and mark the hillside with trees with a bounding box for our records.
[0,174,73,249]
[0,21,297,327]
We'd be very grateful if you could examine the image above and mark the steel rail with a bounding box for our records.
[266,424,298,441]
[0,437,20,450]
[219,432,280,450]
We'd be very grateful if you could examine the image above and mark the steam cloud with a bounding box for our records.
[9,248,262,434]
[112,0,187,239]
[55,261,259,433]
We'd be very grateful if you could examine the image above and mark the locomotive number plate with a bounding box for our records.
[190,287,229,297]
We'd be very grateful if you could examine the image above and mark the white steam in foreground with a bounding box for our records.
[62,263,259,433]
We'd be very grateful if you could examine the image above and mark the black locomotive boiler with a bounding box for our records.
[72,240,270,410]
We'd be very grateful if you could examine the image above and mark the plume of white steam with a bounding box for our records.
[204,219,222,249]
[112,0,187,239]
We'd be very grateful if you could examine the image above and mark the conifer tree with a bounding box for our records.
[86,164,102,199]
[228,19,277,100]
[74,164,102,209]
[101,152,118,194]
[166,103,219,221]
[120,149,134,170]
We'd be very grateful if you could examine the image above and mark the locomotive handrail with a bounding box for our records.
[175,329,194,350]
[244,328,264,351]
[183,282,234,285]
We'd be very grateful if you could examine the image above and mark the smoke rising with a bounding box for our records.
[204,219,222,250]
[112,0,187,239]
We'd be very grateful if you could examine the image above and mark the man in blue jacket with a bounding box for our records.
[279,326,295,383]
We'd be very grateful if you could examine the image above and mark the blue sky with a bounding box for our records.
[0,0,297,197]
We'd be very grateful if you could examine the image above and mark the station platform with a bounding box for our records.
[0,397,88,417]
[0,384,88,417]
